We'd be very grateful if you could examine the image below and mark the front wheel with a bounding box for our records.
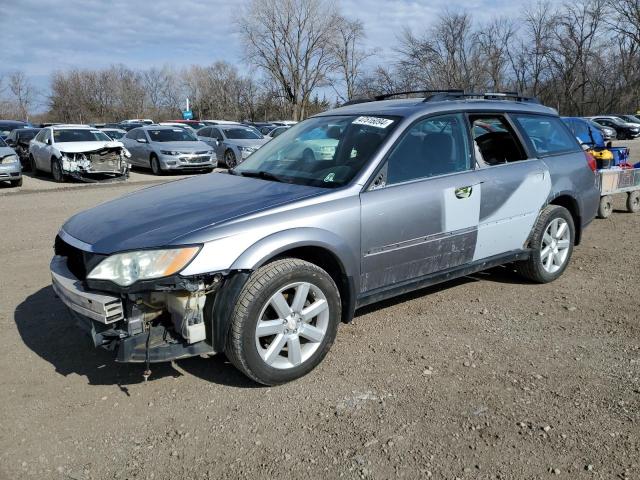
[51,158,65,183]
[10,178,22,187]
[598,195,613,219]
[150,155,163,176]
[224,150,237,169]
[516,205,575,283]
[225,258,341,385]
[30,155,38,175]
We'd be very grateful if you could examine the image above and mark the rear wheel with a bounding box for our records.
[517,205,574,283]
[598,195,613,218]
[150,155,163,176]
[626,191,640,213]
[51,158,65,183]
[225,258,341,385]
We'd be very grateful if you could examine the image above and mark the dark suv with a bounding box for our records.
[50,91,600,385]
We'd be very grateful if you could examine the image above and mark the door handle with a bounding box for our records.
[455,186,473,199]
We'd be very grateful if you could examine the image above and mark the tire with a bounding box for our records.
[224,149,237,169]
[150,155,163,176]
[516,205,575,283]
[597,195,613,219]
[203,167,214,173]
[626,191,640,213]
[225,258,341,386]
[30,155,38,175]
[10,178,22,187]
[51,158,65,183]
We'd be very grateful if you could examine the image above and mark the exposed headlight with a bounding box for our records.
[160,150,180,156]
[1,154,19,165]
[87,247,200,286]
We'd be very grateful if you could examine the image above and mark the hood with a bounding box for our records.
[150,140,211,150]
[226,138,269,148]
[56,140,124,153]
[61,173,326,253]
[0,146,17,158]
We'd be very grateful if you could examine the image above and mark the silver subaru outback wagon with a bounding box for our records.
[50,92,600,385]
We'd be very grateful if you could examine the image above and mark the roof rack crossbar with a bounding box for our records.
[423,91,540,104]
[374,89,464,101]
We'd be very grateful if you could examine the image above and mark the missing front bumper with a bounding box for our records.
[50,255,216,363]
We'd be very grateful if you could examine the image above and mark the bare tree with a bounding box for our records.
[238,0,341,120]
[8,71,36,120]
[330,17,372,101]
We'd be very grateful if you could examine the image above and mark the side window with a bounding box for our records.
[125,129,137,140]
[43,130,52,144]
[386,113,470,185]
[34,130,46,142]
[198,127,211,137]
[513,114,579,156]
[470,115,527,166]
[212,128,223,141]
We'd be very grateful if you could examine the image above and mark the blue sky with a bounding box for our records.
[0,0,527,108]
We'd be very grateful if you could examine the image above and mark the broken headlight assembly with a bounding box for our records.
[87,246,201,287]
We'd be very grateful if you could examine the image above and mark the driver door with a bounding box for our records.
[359,113,483,293]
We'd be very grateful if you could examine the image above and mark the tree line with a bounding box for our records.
[1,0,638,123]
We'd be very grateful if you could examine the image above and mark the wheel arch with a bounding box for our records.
[548,193,582,245]
[230,228,358,324]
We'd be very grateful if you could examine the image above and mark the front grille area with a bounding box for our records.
[54,236,106,281]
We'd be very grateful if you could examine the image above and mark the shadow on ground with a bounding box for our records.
[14,286,258,390]
[15,266,526,388]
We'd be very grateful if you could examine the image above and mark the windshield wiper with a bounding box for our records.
[234,170,287,183]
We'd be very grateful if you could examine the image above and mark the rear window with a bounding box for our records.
[513,115,579,156]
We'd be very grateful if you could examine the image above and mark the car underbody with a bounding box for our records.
[59,146,130,182]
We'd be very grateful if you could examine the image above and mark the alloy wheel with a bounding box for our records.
[254,282,330,370]
[540,218,571,273]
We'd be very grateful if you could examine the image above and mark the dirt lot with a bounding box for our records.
[0,143,639,479]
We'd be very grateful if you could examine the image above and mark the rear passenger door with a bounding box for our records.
[468,114,551,261]
[359,113,483,293]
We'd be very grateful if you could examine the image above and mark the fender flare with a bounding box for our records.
[230,227,359,276]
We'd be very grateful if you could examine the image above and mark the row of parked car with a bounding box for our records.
[0,118,297,186]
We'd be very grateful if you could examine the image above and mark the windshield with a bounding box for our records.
[147,128,197,142]
[234,114,399,188]
[0,138,6,147]
[223,127,263,140]
[18,130,39,141]
[103,130,124,139]
[53,129,112,143]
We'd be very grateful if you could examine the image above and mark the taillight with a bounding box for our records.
[584,151,597,172]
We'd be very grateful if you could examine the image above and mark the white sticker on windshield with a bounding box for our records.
[90,130,101,134]
[353,116,394,129]
[172,129,183,132]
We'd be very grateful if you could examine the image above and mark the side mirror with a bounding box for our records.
[136,138,148,143]
[46,138,52,145]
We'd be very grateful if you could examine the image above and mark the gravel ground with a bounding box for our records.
[0,144,639,480]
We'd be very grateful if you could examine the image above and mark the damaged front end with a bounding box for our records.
[59,146,130,182]
[50,237,225,364]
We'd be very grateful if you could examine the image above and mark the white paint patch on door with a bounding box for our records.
[473,170,551,261]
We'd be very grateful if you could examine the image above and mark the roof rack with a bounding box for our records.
[340,90,541,107]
